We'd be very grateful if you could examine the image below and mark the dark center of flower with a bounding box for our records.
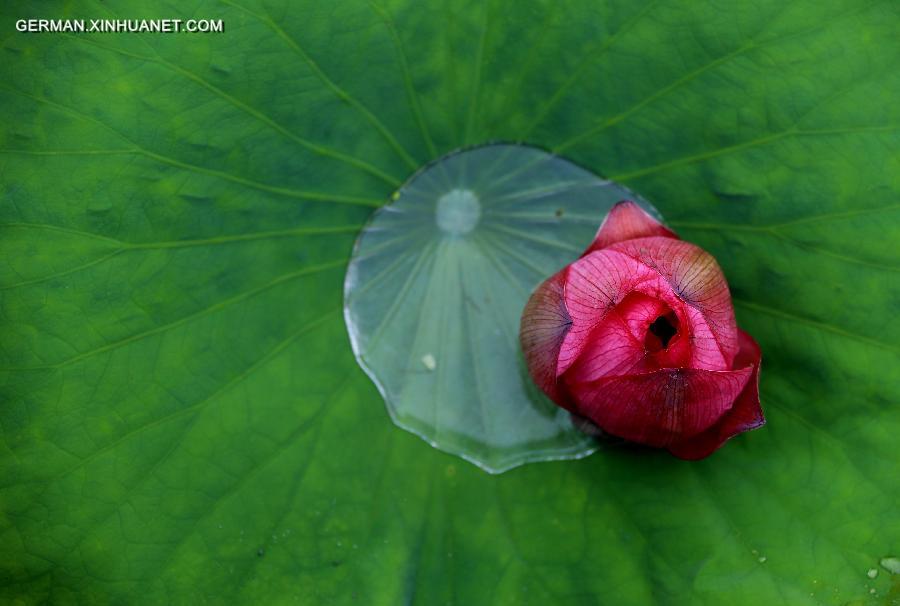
[646,314,678,351]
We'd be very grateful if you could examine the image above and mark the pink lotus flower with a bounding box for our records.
[520,201,764,459]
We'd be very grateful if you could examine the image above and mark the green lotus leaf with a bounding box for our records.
[2,0,899,604]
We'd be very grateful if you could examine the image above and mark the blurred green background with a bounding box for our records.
[1,0,899,604]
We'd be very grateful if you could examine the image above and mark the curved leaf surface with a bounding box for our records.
[1,0,899,604]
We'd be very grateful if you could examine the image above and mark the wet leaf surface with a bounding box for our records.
[2,0,899,603]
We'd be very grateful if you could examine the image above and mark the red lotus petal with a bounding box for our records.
[648,322,692,369]
[583,200,678,255]
[559,249,708,374]
[668,330,765,460]
[519,270,572,407]
[609,236,739,368]
[564,292,673,383]
[626,275,721,370]
[616,291,673,342]
[564,364,753,448]
[558,249,658,376]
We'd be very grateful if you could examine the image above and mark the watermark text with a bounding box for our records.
[16,19,224,34]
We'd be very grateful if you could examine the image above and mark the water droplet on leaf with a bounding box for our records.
[881,556,900,574]
[344,144,662,472]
